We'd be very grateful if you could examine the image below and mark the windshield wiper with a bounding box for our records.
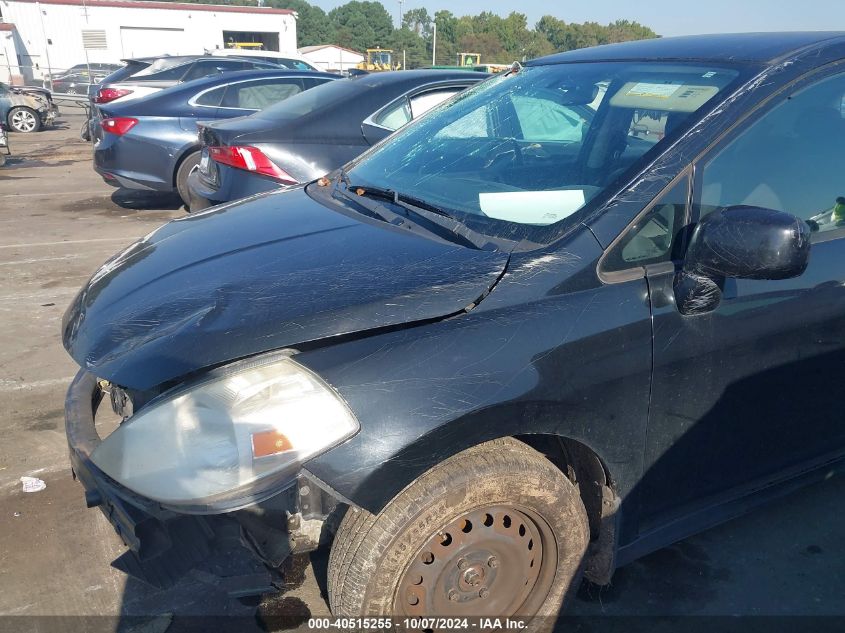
[343,183,498,251]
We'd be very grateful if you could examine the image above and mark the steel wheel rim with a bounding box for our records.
[12,110,36,132]
[394,505,557,617]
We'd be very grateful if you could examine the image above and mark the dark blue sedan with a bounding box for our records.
[64,32,845,620]
[92,69,337,206]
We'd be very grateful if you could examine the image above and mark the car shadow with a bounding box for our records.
[111,188,185,212]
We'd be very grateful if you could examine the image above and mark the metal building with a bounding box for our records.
[298,44,364,73]
[0,0,298,83]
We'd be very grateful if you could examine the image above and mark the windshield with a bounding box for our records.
[345,61,741,242]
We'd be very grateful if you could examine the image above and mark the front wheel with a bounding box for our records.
[328,438,589,621]
[8,107,41,133]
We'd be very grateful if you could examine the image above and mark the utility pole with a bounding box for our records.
[397,0,404,29]
[35,1,54,90]
[431,22,436,66]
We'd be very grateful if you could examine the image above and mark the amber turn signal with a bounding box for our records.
[251,430,293,458]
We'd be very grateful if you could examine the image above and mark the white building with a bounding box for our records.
[0,0,298,84]
[299,44,363,73]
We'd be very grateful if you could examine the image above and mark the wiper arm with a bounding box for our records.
[346,184,488,249]
[393,193,502,252]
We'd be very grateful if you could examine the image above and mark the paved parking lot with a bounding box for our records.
[0,112,842,631]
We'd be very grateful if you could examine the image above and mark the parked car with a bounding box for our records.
[211,48,320,70]
[63,32,845,619]
[51,71,109,95]
[82,57,179,141]
[86,57,159,99]
[47,62,121,81]
[92,56,284,107]
[188,70,489,211]
[93,69,337,206]
[82,56,287,142]
[0,82,57,132]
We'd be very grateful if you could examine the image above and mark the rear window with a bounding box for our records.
[134,62,191,81]
[100,63,149,85]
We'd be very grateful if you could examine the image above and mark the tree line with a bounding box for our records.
[176,0,658,67]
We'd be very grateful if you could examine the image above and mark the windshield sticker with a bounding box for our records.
[626,82,682,99]
[479,190,586,225]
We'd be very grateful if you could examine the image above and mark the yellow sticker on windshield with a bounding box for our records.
[626,82,682,99]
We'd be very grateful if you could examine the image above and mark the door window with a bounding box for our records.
[698,72,845,239]
[221,78,303,110]
[409,89,461,118]
[374,99,411,130]
[194,85,226,107]
[601,173,690,273]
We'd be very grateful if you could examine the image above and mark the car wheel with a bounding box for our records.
[8,107,41,133]
[175,150,201,210]
[80,119,90,142]
[66,87,78,95]
[328,437,589,620]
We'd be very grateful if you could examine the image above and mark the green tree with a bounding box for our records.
[267,0,331,47]
[433,10,460,65]
[402,7,432,39]
[329,1,393,52]
[390,26,429,68]
[535,14,657,52]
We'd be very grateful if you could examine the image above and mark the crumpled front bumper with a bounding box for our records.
[64,370,337,595]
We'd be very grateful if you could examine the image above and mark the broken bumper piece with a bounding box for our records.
[64,370,340,595]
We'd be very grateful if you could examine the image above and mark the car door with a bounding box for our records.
[632,67,845,529]
[361,85,469,145]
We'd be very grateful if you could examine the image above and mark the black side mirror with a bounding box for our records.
[674,206,811,315]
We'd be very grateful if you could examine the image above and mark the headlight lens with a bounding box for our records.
[90,353,358,511]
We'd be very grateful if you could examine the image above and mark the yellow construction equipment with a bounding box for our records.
[357,48,402,72]
[226,42,265,50]
[458,53,481,67]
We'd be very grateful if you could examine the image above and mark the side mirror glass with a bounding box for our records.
[675,206,811,315]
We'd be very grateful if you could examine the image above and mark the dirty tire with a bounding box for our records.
[175,150,201,210]
[7,106,41,133]
[327,437,589,621]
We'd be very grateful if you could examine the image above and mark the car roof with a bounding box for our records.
[175,68,337,89]
[350,69,490,88]
[530,32,845,66]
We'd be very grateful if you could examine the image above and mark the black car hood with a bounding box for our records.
[63,187,508,390]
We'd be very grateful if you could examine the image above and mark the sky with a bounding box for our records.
[308,0,845,37]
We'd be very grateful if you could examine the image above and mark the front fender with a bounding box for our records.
[298,230,652,521]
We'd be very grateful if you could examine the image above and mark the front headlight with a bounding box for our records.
[90,352,358,512]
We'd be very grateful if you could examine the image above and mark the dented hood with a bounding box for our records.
[63,187,508,390]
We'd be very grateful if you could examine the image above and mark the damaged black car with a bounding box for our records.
[63,32,845,620]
